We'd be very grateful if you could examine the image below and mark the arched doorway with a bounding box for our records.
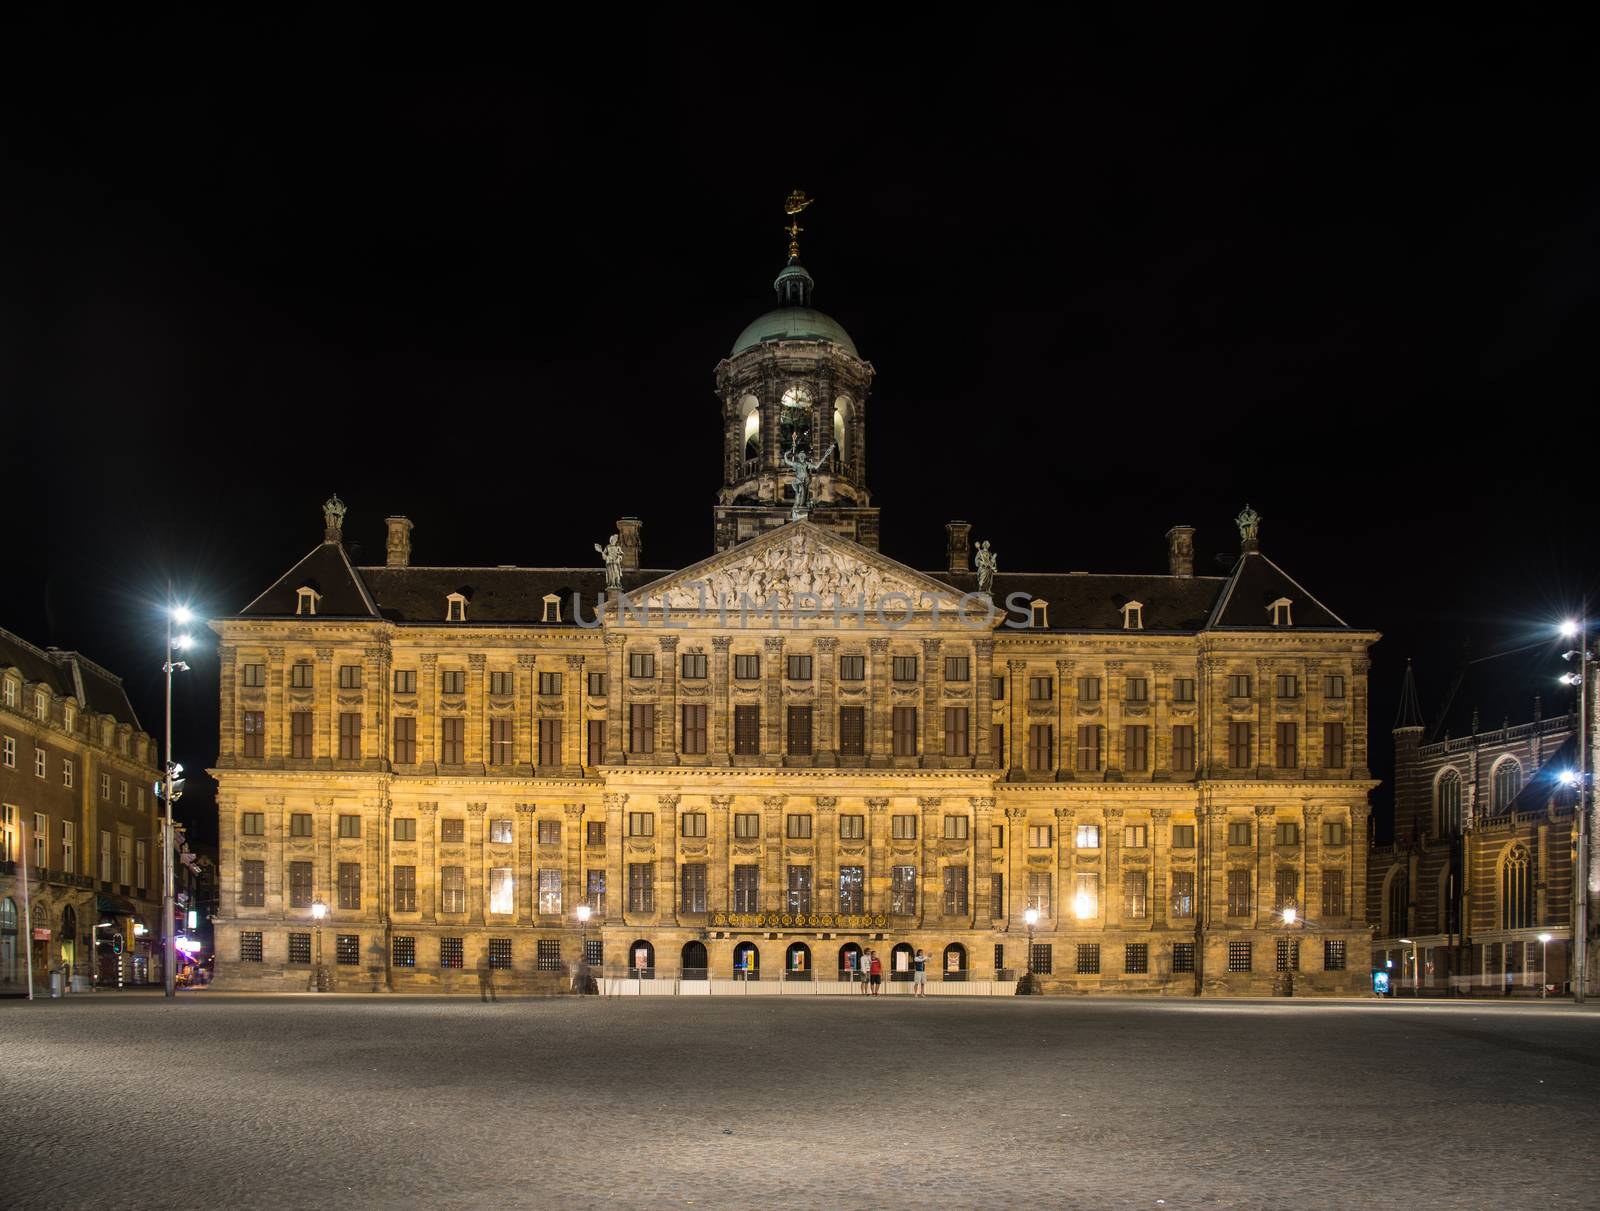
[0,897,17,990]
[890,942,915,982]
[837,941,862,983]
[628,939,655,979]
[60,905,77,977]
[732,941,760,980]
[681,940,708,980]
[943,943,968,982]
[785,942,812,980]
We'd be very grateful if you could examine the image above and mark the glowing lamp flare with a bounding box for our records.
[1073,892,1093,920]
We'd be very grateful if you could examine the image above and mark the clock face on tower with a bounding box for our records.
[780,386,813,451]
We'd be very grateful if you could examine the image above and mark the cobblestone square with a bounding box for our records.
[5,994,1599,1209]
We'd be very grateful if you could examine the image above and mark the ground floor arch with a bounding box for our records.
[890,942,915,981]
[943,942,968,981]
[785,941,812,979]
[628,939,655,978]
[837,941,862,980]
[681,940,708,978]
[733,941,761,979]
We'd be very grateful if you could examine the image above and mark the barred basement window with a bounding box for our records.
[839,654,865,681]
[584,939,603,965]
[539,672,563,696]
[1125,943,1148,974]
[240,932,263,962]
[1030,944,1053,975]
[840,814,865,840]
[1172,942,1195,973]
[994,943,1005,974]
[537,939,563,971]
[441,938,464,969]
[288,933,311,965]
[291,812,313,837]
[489,938,513,969]
[336,935,359,965]
[393,936,416,967]
[1324,940,1347,971]
[489,670,513,696]
[1276,938,1300,972]
[1077,943,1100,975]
[441,818,465,844]
[1227,941,1253,972]
[681,652,707,679]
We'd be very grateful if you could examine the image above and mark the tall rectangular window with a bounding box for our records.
[1227,674,1252,698]
[681,704,707,755]
[1170,870,1195,918]
[679,812,706,838]
[585,870,606,916]
[733,654,760,680]
[1172,678,1196,703]
[489,868,514,914]
[538,718,562,766]
[627,812,654,837]
[339,712,362,760]
[338,664,362,690]
[838,866,864,913]
[337,862,361,910]
[1124,725,1148,772]
[944,707,970,757]
[892,814,917,840]
[1275,868,1299,911]
[290,662,314,689]
[1026,871,1051,916]
[1322,869,1346,917]
[840,814,865,840]
[289,860,313,908]
[629,704,655,754]
[98,830,111,882]
[587,720,605,765]
[627,862,655,912]
[1027,724,1053,771]
[838,707,865,755]
[629,652,655,679]
[733,706,760,755]
[439,717,465,765]
[733,865,759,912]
[890,865,917,915]
[241,663,266,688]
[118,835,131,884]
[135,840,146,890]
[1125,677,1148,703]
[240,860,265,907]
[1324,722,1346,767]
[538,672,563,696]
[787,706,813,756]
[392,717,416,764]
[1122,870,1148,920]
[1029,675,1053,702]
[786,865,813,914]
[1171,823,1196,849]
[441,866,466,913]
[440,669,464,695]
[242,710,265,758]
[290,712,313,759]
[681,652,707,679]
[892,707,917,756]
[538,869,562,915]
[1227,722,1251,768]
[489,670,513,696]
[734,813,760,839]
[787,654,813,680]
[1275,674,1299,699]
[1227,869,1252,916]
[393,866,416,912]
[838,655,865,681]
[393,669,416,694]
[1171,725,1195,773]
[1276,722,1298,769]
[944,655,970,682]
[1077,676,1101,702]
[588,672,607,696]
[484,717,511,765]
[892,655,918,682]
[1074,872,1099,919]
[1075,725,1101,772]
[680,863,707,913]
[1324,675,1346,699]
[942,865,969,915]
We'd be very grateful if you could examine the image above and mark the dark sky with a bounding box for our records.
[5,17,1596,846]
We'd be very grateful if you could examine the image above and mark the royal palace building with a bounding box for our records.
[210,229,1379,995]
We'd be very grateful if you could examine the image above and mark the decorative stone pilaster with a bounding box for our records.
[659,637,680,763]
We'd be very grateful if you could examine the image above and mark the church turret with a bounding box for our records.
[713,192,879,552]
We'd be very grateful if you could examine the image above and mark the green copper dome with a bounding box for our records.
[732,306,859,357]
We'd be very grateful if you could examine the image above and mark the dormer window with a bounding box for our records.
[35,691,48,721]
[1268,597,1293,627]
[446,592,468,623]
[295,586,321,616]
[1030,599,1049,629]
[2,677,13,708]
[541,593,562,623]
[63,704,75,732]
[1121,601,1144,631]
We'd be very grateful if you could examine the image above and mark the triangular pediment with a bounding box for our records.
[631,521,968,614]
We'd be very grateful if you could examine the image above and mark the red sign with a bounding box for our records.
[32,927,51,940]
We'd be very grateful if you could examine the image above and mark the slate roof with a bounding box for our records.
[357,567,676,624]
[1206,552,1347,630]
[931,572,1226,631]
[0,627,144,730]
[239,542,379,618]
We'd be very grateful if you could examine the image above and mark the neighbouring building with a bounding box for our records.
[209,214,1379,995]
[0,628,163,993]
[1369,661,1577,993]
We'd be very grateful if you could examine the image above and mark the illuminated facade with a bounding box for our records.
[210,238,1378,995]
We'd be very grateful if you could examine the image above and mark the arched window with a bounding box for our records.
[832,396,853,467]
[1436,768,1463,836]
[837,942,863,981]
[627,939,655,979]
[1501,845,1533,929]
[785,942,812,980]
[889,942,915,982]
[680,940,707,980]
[942,942,968,982]
[0,897,16,931]
[740,395,761,463]
[732,941,761,980]
[1385,869,1408,937]
[1492,758,1522,813]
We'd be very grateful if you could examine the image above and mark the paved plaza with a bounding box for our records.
[5,993,1599,1209]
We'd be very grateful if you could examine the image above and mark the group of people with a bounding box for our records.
[845,948,933,996]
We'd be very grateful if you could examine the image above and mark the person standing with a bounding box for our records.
[858,950,872,994]
[912,948,928,997]
[869,949,883,995]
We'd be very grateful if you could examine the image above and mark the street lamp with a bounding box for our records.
[574,903,593,993]
[161,603,195,999]
[1399,938,1419,997]
[1024,907,1039,981]
[1559,616,1592,1003]
[1538,931,1553,999]
[1280,907,1299,996]
[311,898,328,992]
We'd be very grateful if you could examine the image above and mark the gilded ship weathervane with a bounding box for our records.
[784,189,813,259]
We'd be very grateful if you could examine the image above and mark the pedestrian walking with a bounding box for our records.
[869,950,883,995]
[912,948,928,997]
[857,950,872,994]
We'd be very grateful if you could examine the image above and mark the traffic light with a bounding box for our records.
[155,763,185,802]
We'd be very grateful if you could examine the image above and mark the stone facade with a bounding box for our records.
[209,244,1378,996]
[0,629,162,993]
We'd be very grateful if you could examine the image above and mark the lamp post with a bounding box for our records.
[1560,616,1591,1003]
[1538,931,1553,999]
[1399,938,1418,997]
[311,898,328,992]
[575,903,592,993]
[1282,906,1298,997]
[1023,907,1039,987]
[162,605,194,999]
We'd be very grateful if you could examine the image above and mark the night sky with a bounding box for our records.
[5,18,1596,846]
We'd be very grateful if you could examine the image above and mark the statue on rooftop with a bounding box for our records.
[974,540,998,596]
[595,534,624,591]
[782,437,835,519]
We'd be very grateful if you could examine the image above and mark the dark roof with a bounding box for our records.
[239,542,378,618]
[1395,659,1425,729]
[931,572,1225,631]
[1206,552,1347,630]
[358,567,676,624]
[0,628,144,730]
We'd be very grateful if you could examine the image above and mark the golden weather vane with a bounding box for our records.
[784,189,813,258]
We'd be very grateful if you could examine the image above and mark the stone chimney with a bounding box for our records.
[1165,525,1195,577]
[616,517,642,572]
[945,521,972,574]
[385,516,413,568]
